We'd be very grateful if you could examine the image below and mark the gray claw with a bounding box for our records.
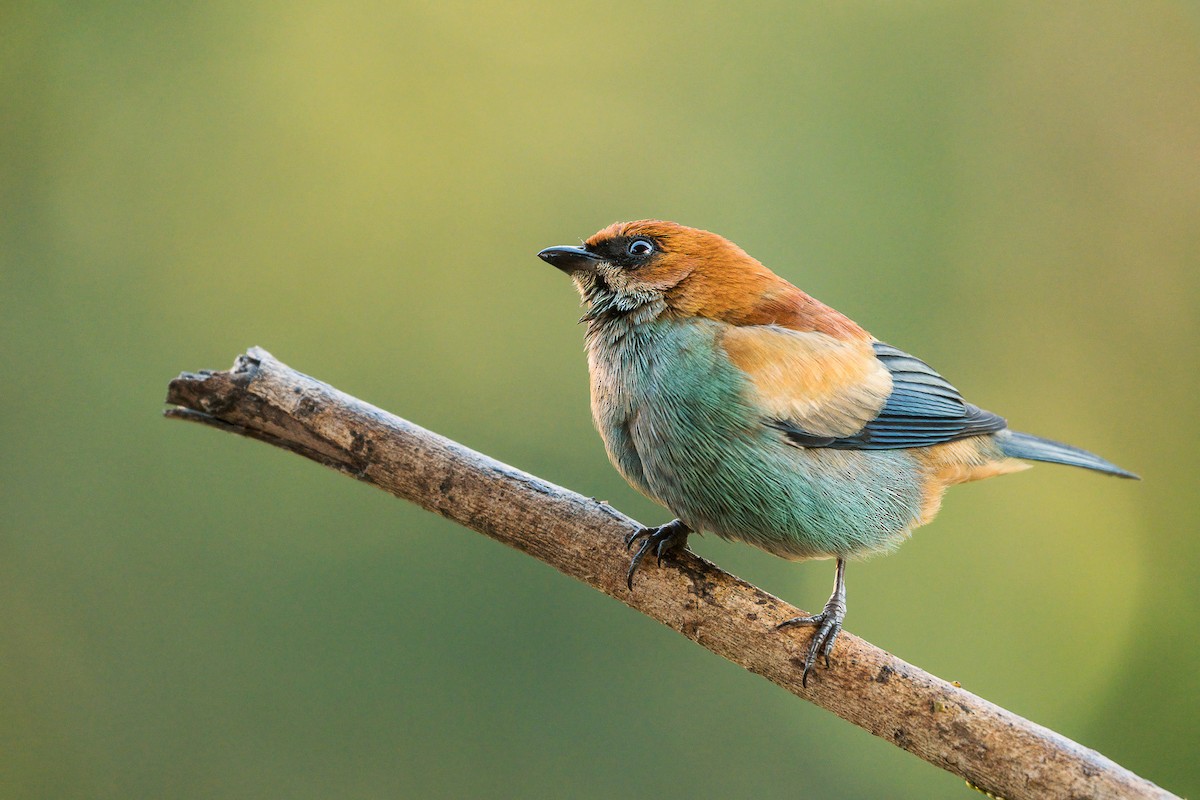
[777,558,848,687]
[623,519,690,590]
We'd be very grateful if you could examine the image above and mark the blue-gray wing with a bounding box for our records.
[772,341,1007,450]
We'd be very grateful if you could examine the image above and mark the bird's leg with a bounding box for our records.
[623,519,691,590]
[777,557,847,687]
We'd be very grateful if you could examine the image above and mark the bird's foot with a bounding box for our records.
[623,519,690,590]
[778,595,846,688]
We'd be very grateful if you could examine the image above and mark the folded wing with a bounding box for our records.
[723,328,1006,450]
[773,341,1007,449]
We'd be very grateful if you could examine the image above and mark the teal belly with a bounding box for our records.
[590,318,924,560]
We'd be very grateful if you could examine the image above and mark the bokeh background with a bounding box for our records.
[4,2,1198,798]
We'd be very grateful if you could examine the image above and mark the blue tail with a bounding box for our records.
[995,430,1139,479]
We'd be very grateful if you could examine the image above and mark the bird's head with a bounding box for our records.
[538,220,767,321]
[538,220,865,338]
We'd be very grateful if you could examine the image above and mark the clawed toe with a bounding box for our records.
[777,558,848,687]
[779,611,843,687]
[624,528,649,549]
[624,519,690,590]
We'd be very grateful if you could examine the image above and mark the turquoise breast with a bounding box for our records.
[587,317,924,560]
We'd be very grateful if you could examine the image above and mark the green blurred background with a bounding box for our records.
[3,2,1198,797]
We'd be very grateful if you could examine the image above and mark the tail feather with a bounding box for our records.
[995,430,1139,479]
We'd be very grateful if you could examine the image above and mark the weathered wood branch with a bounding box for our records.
[164,348,1175,800]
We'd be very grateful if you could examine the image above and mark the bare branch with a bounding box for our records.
[164,348,1176,800]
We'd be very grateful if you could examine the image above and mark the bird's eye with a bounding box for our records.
[627,238,654,257]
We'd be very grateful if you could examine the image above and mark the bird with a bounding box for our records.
[537,220,1137,685]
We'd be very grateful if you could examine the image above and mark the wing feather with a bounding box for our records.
[769,341,1007,450]
[721,326,892,439]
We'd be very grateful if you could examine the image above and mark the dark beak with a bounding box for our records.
[537,245,602,274]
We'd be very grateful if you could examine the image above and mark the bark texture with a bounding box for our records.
[164,348,1176,800]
